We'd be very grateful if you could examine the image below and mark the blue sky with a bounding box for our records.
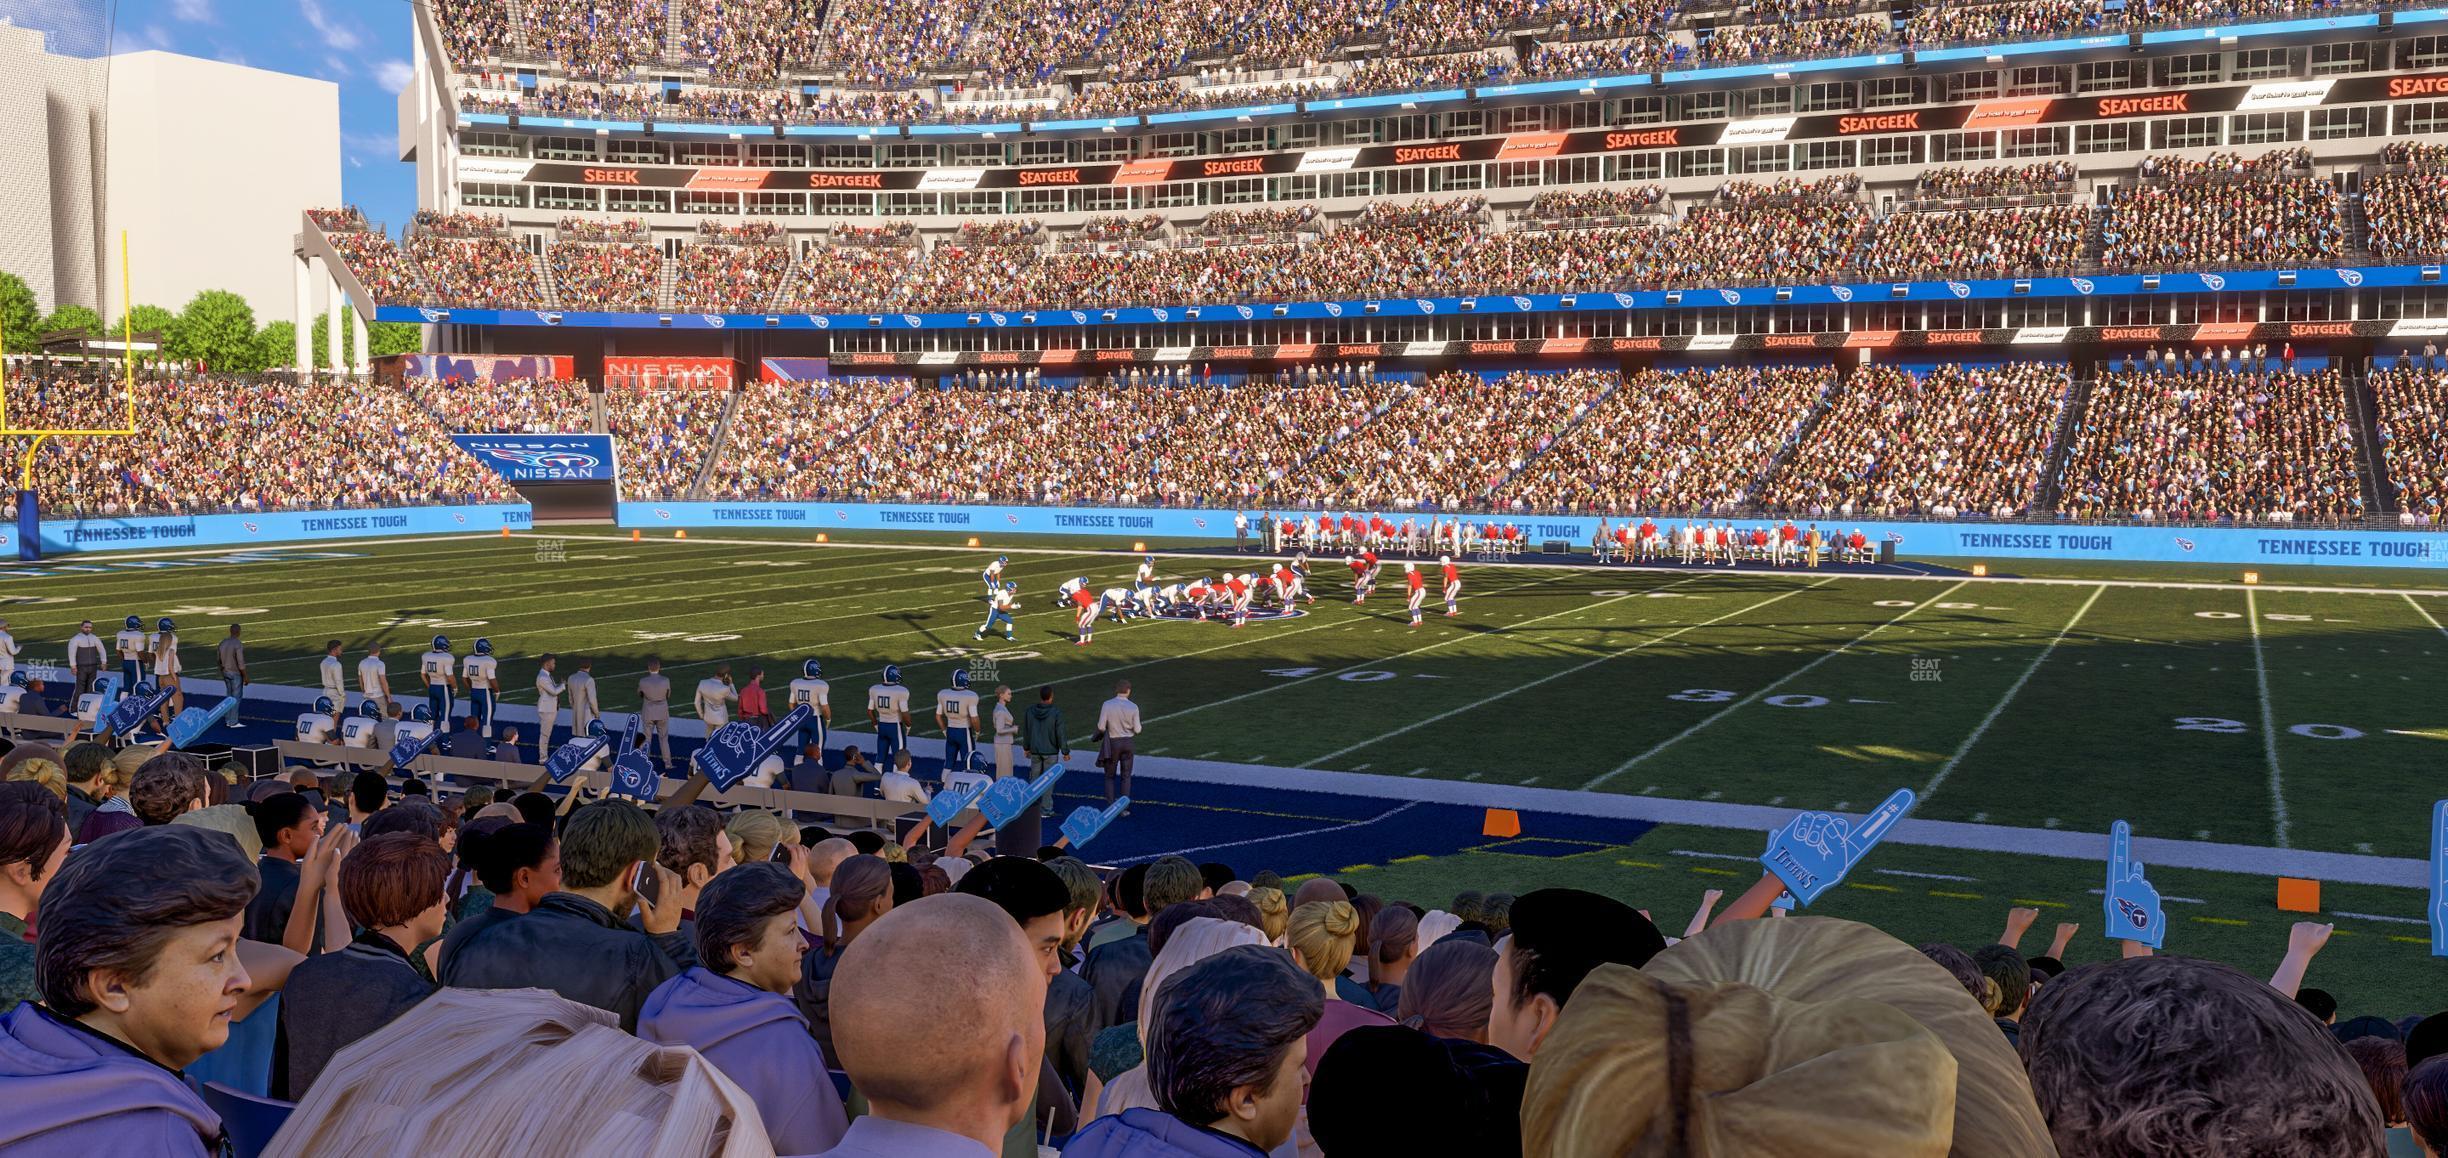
[3,0,418,228]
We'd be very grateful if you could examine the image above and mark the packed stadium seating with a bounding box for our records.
[1758,363,2075,520]
[608,386,734,498]
[1275,371,1614,510]
[408,376,595,434]
[1493,366,1834,515]
[324,149,2435,320]
[2369,363,2448,526]
[2057,364,2366,524]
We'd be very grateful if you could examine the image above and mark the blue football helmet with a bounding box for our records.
[882,664,902,686]
[157,618,174,633]
[473,638,492,656]
[412,705,433,723]
[1003,580,1018,592]
[359,701,382,719]
[951,669,969,690]
[124,615,141,630]
[803,658,823,680]
[313,695,335,715]
[6,672,21,688]
[132,680,157,697]
[1144,555,1155,566]
[588,719,609,738]
[997,555,1008,565]
[970,750,990,773]
[432,635,450,652]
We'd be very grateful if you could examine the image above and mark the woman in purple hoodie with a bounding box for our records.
[639,859,850,1155]
[0,826,262,1156]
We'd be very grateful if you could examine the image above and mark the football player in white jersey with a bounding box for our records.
[296,695,340,746]
[867,664,912,768]
[420,635,458,728]
[1134,555,1157,588]
[1133,556,1161,618]
[982,555,1008,599]
[340,700,383,749]
[1100,587,1137,624]
[788,659,831,761]
[115,615,149,689]
[975,581,1018,642]
[1055,575,1089,610]
[935,669,980,774]
[462,638,499,736]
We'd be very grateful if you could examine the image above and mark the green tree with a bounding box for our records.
[115,303,178,361]
[368,320,421,357]
[0,273,37,355]
[169,290,256,373]
[37,303,102,339]
[308,309,341,367]
[252,320,298,372]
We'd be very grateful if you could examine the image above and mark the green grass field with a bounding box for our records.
[15,527,2444,1011]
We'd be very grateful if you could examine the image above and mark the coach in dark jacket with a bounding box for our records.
[440,800,693,1032]
[273,833,448,1099]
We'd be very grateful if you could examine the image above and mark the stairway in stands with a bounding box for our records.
[1738,371,1844,507]
[2346,372,2395,522]
[504,0,532,56]
[659,0,688,65]
[1482,374,1626,503]
[685,384,746,500]
[2029,376,2093,514]
[654,255,682,312]
[530,249,560,311]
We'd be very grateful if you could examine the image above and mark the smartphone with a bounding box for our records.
[631,860,662,907]
[769,843,793,863]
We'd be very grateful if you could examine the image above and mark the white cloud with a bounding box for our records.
[298,0,359,51]
[170,0,214,22]
[374,58,414,91]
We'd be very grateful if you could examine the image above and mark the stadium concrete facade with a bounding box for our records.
[0,24,341,325]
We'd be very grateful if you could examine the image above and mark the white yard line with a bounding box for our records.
[1112,801,1427,864]
[2246,588,2291,849]
[1298,578,1824,768]
[1582,579,1973,790]
[2406,592,2448,641]
[1920,584,2106,802]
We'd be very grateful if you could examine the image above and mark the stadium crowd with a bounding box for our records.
[0,753,2431,1157]
[2057,362,2366,523]
[608,386,734,498]
[1757,363,2074,519]
[407,377,595,435]
[1277,371,1615,510]
[672,225,792,314]
[1495,366,1833,515]
[11,381,515,517]
[2370,363,2448,526]
[546,240,662,312]
[406,214,544,310]
[2099,149,2346,272]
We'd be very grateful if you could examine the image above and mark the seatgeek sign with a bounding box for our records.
[618,503,2448,571]
[450,435,619,483]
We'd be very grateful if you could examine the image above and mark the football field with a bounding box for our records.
[11,527,2445,1003]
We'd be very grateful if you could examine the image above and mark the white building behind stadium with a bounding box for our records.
[0,23,340,326]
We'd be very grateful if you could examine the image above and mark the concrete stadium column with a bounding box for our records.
[294,258,314,376]
[352,308,370,377]
[326,274,346,376]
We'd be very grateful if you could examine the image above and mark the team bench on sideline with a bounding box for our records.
[271,740,925,836]
[0,712,85,744]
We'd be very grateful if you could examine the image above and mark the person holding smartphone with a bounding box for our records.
[442,799,692,1032]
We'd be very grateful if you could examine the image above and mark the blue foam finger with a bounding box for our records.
[696,704,812,790]
[2102,820,2167,949]
[388,726,440,770]
[547,735,609,783]
[979,767,1064,828]
[1060,798,1128,848]
[1760,787,1916,906]
[168,698,237,749]
[105,683,174,736]
[2431,800,2448,957]
[927,782,985,828]
[609,751,659,802]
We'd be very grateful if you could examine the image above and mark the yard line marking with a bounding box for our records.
[1297,578,1823,768]
[1126,571,1688,735]
[2330,910,2425,925]
[2407,593,2448,642]
[2246,589,2290,849]
[1583,580,1973,790]
[1930,890,1984,900]
[1110,801,1424,864]
[1875,868,1979,882]
[2191,916,2250,927]
[1922,584,2106,802]
[1670,849,1756,862]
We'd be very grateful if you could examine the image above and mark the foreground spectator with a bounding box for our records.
[1065,944,1324,1158]
[819,893,1046,1157]
[0,781,70,1008]
[273,831,449,1098]
[2020,953,2384,1156]
[639,860,850,1154]
[442,799,692,1031]
[0,827,260,1155]
[1489,887,1666,1062]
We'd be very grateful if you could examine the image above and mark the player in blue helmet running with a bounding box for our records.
[976,577,1018,642]
[788,659,830,759]
[983,555,1008,598]
[936,668,979,774]
[867,664,912,768]
[420,635,459,727]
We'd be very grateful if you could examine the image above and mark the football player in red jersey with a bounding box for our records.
[1225,572,1253,627]
[1067,578,1101,645]
[1404,562,1427,627]
[1347,551,1381,603]
[1441,555,1462,617]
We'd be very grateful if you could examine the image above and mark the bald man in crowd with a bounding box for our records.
[817,894,1048,1158]
[804,837,856,913]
